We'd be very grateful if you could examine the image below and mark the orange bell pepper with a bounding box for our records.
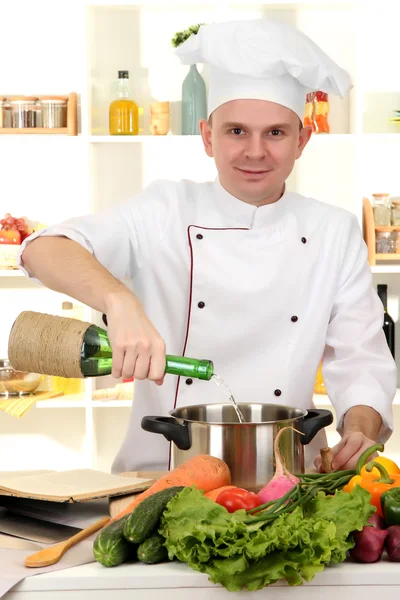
[345,461,400,517]
[342,445,400,516]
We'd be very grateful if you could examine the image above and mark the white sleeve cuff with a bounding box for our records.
[333,386,394,444]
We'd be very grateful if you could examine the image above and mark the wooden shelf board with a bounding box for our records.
[375,254,400,261]
[375,227,400,232]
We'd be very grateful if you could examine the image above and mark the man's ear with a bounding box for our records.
[200,118,213,158]
[295,125,313,159]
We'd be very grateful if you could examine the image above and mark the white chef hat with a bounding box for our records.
[175,19,352,120]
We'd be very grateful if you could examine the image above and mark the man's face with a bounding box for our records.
[200,99,312,206]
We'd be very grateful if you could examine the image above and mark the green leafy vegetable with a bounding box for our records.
[171,24,204,48]
[159,485,374,591]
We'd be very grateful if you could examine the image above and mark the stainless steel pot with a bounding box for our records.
[142,403,333,491]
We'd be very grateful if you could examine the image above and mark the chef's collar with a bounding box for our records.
[213,177,290,229]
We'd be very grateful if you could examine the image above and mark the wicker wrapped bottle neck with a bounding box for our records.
[8,311,93,378]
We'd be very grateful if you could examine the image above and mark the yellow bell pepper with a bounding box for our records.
[360,456,400,479]
[343,475,363,493]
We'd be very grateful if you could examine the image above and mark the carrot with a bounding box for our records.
[204,485,237,502]
[109,454,231,524]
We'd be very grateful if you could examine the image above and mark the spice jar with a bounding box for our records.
[376,231,396,254]
[9,96,39,128]
[3,102,12,128]
[391,199,400,226]
[372,193,391,226]
[313,91,330,134]
[304,93,315,131]
[39,96,68,128]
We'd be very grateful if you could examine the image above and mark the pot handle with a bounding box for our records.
[300,409,333,445]
[141,416,191,451]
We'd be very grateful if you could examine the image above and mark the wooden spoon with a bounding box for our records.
[25,516,110,568]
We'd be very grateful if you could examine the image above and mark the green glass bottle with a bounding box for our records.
[81,325,214,380]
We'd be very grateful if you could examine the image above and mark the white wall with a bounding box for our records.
[0,1,88,470]
[2,0,400,473]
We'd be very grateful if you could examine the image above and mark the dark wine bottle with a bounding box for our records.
[377,284,395,359]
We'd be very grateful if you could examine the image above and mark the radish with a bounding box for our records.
[258,426,300,504]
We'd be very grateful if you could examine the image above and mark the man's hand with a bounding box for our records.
[314,405,382,471]
[105,288,166,385]
[314,431,378,471]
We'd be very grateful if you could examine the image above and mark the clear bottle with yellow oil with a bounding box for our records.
[109,70,138,135]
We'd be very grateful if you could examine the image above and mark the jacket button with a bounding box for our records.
[186,378,193,385]
[301,237,307,244]
[291,315,298,322]
[274,389,282,397]
[198,301,205,309]
[196,234,203,240]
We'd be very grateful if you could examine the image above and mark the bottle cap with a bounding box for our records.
[118,71,129,79]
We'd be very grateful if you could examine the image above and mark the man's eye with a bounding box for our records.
[270,130,283,136]
[231,128,243,135]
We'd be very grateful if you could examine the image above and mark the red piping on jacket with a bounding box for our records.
[167,224,248,469]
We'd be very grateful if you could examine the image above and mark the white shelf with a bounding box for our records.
[0,270,23,277]
[92,400,131,407]
[89,135,202,143]
[361,133,400,142]
[35,396,132,408]
[88,133,400,144]
[371,265,400,274]
[89,134,356,143]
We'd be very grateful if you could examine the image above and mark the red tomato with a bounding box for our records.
[216,487,262,513]
[0,229,21,244]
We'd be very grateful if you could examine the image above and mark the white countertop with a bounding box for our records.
[6,559,400,600]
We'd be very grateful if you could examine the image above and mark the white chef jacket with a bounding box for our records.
[19,178,397,472]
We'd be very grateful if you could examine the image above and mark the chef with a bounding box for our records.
[19,19,396,473]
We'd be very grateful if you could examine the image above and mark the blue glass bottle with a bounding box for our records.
[181,64,207,135]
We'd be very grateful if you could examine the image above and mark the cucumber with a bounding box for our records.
[137,532,169,564]
[93,515,136,567]
[123,486,185,544]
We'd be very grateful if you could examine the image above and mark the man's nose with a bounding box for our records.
[244,135,267,160]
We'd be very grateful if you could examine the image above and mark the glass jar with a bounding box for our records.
[3,102,12,128]
[0,98,5,128]
[391,199,400,226]
[9,96,39,128]
[376,231,396,254]
[39,96,68,128]
[372,193,391,226]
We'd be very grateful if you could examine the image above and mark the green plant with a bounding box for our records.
[171,23,204,48]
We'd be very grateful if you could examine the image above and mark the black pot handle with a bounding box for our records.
[301,409,333,445]
[141,416,191,451]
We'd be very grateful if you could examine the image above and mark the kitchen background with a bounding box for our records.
[1,0,400,472]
